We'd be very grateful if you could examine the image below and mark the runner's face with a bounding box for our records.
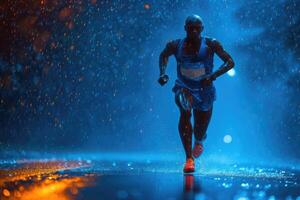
[186,24,202,40]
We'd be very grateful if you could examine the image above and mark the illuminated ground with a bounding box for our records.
[0,152,300,200]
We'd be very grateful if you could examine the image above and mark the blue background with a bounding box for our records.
[1,0,299,165]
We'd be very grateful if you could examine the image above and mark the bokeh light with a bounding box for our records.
[227,68,236,77]
[223,135,232,144]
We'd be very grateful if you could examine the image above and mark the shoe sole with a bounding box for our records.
[183,166,195,173]
[184,168,195,173]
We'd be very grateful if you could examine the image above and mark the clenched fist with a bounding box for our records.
[157,74,169,86]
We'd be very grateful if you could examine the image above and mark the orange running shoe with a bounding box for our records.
[183,158,195,173]
[192,142,204,158]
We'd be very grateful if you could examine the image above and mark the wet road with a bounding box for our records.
[0,153,300,200]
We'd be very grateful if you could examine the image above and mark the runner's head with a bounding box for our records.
[184,15,204,40]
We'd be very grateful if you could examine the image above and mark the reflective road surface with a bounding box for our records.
[0,153,300,200]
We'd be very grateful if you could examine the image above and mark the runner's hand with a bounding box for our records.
[200,74,216,86]
[158,74,169,86]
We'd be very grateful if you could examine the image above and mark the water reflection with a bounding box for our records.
[0,160,95,200]
[183,174,203,200]
[0,158,299,200]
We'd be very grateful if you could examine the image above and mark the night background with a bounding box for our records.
[0,0,300,200]
[0,1,300,199]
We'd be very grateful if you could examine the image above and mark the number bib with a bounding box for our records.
[179,62,206,81]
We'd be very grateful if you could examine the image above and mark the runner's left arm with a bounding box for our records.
[210,39,235,80]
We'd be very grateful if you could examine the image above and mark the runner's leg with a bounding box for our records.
[193,106,213,143]
[175,90,193,159]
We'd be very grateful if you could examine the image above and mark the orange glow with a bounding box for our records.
[18,176,94,200]
[59,7,73,21]
[0,160,95,200]
[2,189,10,197]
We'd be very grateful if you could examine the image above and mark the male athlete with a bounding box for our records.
[158,15,235,173]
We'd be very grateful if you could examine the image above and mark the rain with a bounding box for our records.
[1,0,300,199]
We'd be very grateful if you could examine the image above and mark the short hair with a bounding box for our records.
[185,15,203,27]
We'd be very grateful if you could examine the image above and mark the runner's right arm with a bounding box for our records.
[159,40,180,76]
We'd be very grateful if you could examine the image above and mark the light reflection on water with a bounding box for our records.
[0,156,300,200]
[0,160,95,200]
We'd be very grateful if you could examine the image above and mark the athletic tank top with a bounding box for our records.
[174,37,214,88]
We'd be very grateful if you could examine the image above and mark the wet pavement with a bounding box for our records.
[0,153,300,200]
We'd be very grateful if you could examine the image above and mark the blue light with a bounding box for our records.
[227,68,236,77]
[223,135,233,144]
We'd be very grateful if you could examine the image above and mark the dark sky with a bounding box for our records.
[0,0,299,161]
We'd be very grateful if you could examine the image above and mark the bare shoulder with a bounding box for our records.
[205,36,222,47]
[204,36,224,52]
[165,39,181,49]
[161,39,181,55]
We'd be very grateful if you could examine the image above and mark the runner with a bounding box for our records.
[158,14,235,173]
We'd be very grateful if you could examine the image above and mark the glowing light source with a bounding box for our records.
[2,189,10,197]
[144,3,151,9]
[0,161,95,200]
[227,68,236,77]
[223,135,232,143]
